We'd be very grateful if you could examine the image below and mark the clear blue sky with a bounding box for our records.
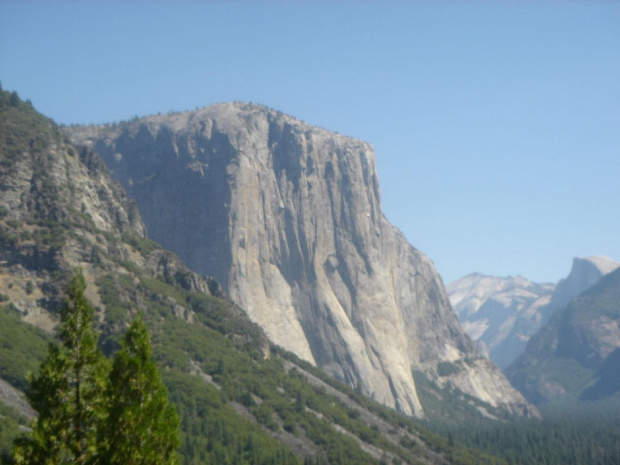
[1,1,619,284]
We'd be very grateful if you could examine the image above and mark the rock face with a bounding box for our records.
[506,268,620,406]
[66,102,535,417]
[448,274,554,369]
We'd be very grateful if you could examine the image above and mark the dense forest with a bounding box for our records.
[427,402,620,465]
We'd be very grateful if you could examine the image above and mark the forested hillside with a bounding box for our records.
[507,268,620,407]
[433,405,620,465]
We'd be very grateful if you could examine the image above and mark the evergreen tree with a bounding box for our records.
[99,316,180,465]
[13,269,109,464]
[12,272,180,465]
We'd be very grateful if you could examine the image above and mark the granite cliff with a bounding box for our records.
[67,103,534,418]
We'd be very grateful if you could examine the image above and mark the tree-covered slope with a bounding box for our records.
[506,267,620,407]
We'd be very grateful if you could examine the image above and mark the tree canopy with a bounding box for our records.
[100,316,179,465]
[12,269,179,464]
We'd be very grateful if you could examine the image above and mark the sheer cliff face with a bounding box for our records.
[67,103,533,417]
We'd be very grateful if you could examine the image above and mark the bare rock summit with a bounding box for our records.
[547,256,620,317]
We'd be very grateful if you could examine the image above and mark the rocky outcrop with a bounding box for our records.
[67,103,535,417]
[0,377,35,420]
[0,102,139,329]
[0,90,218,334]
[448,274,554,368]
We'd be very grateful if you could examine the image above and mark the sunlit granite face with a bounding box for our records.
[67,103,537,418]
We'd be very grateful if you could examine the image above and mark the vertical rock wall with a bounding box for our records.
[67,103,534,417]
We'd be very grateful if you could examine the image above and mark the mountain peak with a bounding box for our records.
[575,255,619,276]
[448,273,554,368]
[548,256,620,315]
[449,256,619,370]
[506,268,620,406]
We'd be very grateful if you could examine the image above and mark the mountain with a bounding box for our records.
[448,274,554,369]
[65,102,535,419]
[448,257,619,370]
[1,88,520,464]
[546,256,619,319]
[506,267,620,407]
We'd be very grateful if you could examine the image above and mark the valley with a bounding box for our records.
[1,87,619,464]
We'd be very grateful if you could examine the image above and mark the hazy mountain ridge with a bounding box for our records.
[546,256,620,319]
[506,267,620,406]
[66,102,535,419]
[449,256,619,369]
[448,273,554,368]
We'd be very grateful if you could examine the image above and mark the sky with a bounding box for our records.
[1,1,619,284]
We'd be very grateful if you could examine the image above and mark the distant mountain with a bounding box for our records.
[545,256,620,320]
[448,274,554,369]
[65,102,536,420]
[449,256,619,370]
[506,267,620,407]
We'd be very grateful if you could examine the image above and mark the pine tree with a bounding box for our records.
[99,316,180,465]
[12,271,181,465]
[13,269,109,464]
